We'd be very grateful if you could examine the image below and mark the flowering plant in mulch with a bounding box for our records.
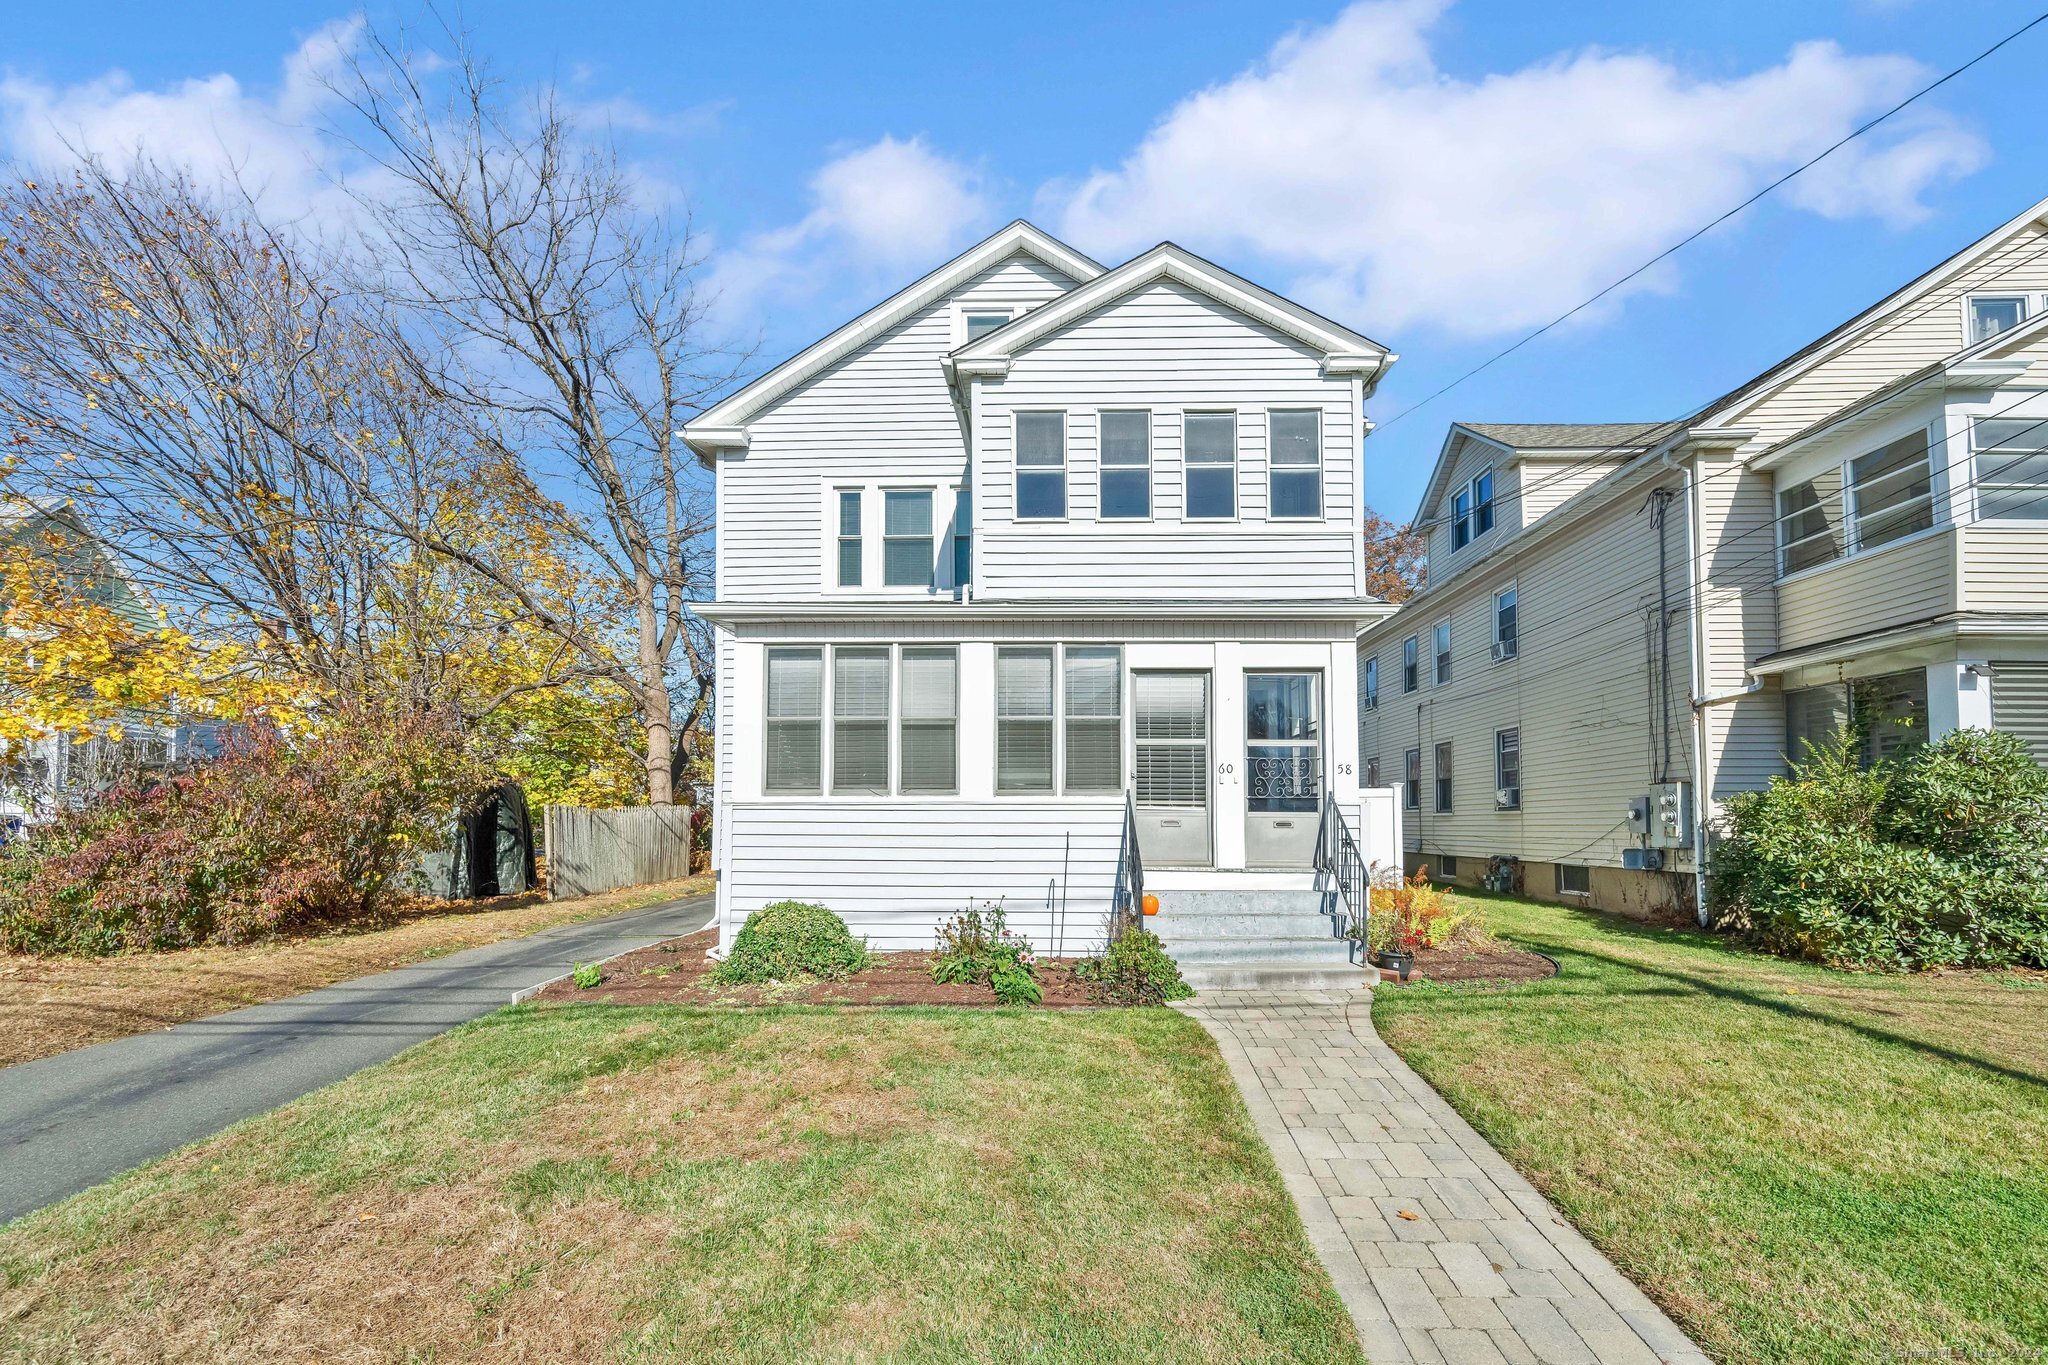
[931,900,1043,1005]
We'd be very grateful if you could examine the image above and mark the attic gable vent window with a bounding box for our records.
[964,310,1013,342]
[1969,295,2026,345]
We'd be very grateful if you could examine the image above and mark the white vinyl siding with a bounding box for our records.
[1268,409,1321,519]
[1099,411,1151,519]
[831,647,891,794]
[996,646,1056,792]
[1062,646,1123,792]
[900,647,958,794]
[1184,412,1237,520]
[765,647,824,794]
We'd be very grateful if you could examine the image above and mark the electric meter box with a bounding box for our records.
[1649,781,1693,849]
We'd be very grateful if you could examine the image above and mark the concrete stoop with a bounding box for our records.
[1152,888,1373,994]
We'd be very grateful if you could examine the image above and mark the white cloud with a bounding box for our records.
[710,135,994,319]
[1048,0,1988,339]
[0,18,364,221]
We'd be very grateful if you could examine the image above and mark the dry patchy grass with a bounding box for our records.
[1374,893,2048,1364]
[0,1005,1361,1364]
[0,876,712,1068]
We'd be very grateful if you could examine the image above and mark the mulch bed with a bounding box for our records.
[530,928,1103,1008]
[1373,943,1559,987]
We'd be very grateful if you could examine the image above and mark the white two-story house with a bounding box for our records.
[1358,192,2048,920]
[685,222,1403,957]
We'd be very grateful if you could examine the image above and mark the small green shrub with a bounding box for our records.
[1077,926,1194,1005]
[570,961,603,990]
[711,901,869,984]
[930,900,1041,1004]
[1714,728,2048,970]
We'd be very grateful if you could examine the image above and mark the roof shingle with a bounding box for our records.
[1458,421,1678,451]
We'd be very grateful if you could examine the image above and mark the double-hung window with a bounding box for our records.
[1401,636,1419,693]
[831,647,891,795]
[1016,412,1066,520]
[764,647,824,794]
[883,491,933,587]
[1099,412,1151,519]
[1403,748,1421,810]
[836,490,862,588]
[1493,587,1518,660]
[996,646,1056,792]
[1453,469,1495,548]
[951,488,973,585]
[1495,728,1521,809]
[1434,741,1453,812]
[1185,412,1236,519]
[1433,621,1452,686]
[1972,417,2048,520]
[1062,646,1123,792]
[1363,657,1379,710]
[1365,755,1380,787]
[1849,430,1934,550]
[1969,295,2027,344]
[899,647,959,794]
[1777,468,1845,574]
[1268,410,1322,518]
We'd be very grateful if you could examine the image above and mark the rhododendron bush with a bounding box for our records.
[0,712,492,955]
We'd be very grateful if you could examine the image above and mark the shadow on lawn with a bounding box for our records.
[1482,901,2048,1093]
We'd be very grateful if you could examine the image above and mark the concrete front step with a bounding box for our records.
[1157,935,1354,964]
[1180,961,1376,992]
[1153,911,1342,940]
[1151,890,1330,915]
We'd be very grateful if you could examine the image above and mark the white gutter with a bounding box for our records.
[1693,679,1764,709]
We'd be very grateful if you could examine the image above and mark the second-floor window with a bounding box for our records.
[1402,636,1419,693]
[1850,430,1934,550]
[1403,747,1421,810]
[1778,468,1845,574]
[1269,410,1322,518]
[836,490,862,588]
[1972,417,2048,520]
[1100,411,1151,519]
[1493,586,1518,660]
[1495,728,1521,809]
[1969,295,2027,344]
[952,488,973,585]
[1453,468,1495,548]
[1016,412,1066,520]
[884,490,934,587]
[1363,657,1379,710]
[1435,740,1454,812]
[1185,412,1236,519]
[1433,621,1452,686]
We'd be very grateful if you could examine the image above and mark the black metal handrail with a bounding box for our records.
[1314,795,1369,942]
[1110,788,1144,944]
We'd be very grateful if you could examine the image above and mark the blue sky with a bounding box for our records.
[6,0,2047,518]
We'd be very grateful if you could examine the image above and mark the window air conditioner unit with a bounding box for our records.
[1490,641,1517,662]
[1495,787,1519,809]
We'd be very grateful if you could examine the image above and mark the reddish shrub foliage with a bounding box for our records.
[0,713,492,955]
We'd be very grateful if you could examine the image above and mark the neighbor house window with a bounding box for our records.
[1434,741,1453,812]
[1185,412,1236,519]
[1268,410,1322,518]
[900,647,959,794]
[996,646,1056,792]
[1777,468,1845,574]
[1363,657,1379,710]
[1493,586,1518,660]
[1972,417,2048,520]
[963,310,1013,342]
[1558,863,1591,895]
[1062,646,1123,792]
[1016,412,1066,520]
[764,647,824,794]
[1784,670,1931,768]
[836,490,862,588]
[1099,411,1151,519]
[1433,621,1452,686]
[1402,636,1419,693]
[1454,468,1495,547]
[1403,748,1421,810]
[883,491,933,587]
[1495,728,1521,809]
[1366,755,1380,787]
[1849,429,1934,550]
[1969,295,2027,344]
[831,647,891,795]
[951,488,973,585]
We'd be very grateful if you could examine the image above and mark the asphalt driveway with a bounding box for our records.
[0,893,713,1224]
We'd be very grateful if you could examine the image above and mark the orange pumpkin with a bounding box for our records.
[1141,893,1160,916]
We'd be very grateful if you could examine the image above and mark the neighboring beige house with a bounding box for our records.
[1358,193,2048,920]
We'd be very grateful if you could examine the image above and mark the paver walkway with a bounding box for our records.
[0,893,712,1224]
[1177,989,1709,1365]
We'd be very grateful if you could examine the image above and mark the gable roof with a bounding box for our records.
[947,241,1395,388]
[1411,420,1676,525]
[681,221,1102,461]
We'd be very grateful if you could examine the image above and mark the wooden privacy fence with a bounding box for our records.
[544,804,694,900]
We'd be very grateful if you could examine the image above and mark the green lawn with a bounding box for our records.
[0,1004,1362,1364]
[1374,894,2048,1365]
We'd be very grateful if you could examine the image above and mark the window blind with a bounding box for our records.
[883,491,933,587]
[832,647,890,794]
[996,646,1054,791]
[1063,646,1122,792]
[1134,671,1207,808]
[765,648,823,793]
[899,647,958,794]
